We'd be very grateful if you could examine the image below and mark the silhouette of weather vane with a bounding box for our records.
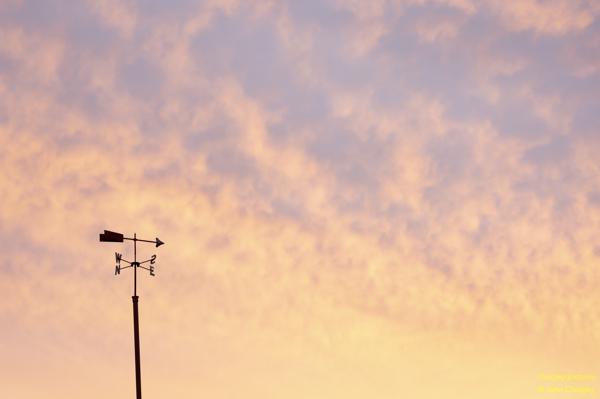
[99,229,164,399]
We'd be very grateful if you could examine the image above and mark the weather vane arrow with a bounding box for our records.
[99,229,164,399]
[100,230,164,247]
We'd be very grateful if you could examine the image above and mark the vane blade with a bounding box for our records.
[100,230,124,243]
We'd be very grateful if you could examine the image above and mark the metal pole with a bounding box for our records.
[132,233,142,399]
[134,233,137,297]
[132,295,142,399]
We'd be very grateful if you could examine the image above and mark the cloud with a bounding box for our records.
[1,0,599,397]
[87,0,137,38]
[487,0,597,35]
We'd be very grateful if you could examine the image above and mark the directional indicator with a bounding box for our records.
[99,229,165,399]
[99,231,163,282]
[121,235,164,248]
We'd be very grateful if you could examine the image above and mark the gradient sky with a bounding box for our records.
[1,1,599,398]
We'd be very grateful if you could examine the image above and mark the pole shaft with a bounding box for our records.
[134,233,137,297]
[132,295,142,399]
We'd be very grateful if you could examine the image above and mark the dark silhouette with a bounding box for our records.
[100,230,164,399]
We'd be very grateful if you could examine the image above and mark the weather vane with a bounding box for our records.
[99,229,164,399]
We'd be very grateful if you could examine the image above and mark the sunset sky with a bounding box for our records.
[1,0,599,398]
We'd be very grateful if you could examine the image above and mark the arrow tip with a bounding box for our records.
[156,238,164,247]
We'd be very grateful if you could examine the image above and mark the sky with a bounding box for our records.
[1,0,599,398]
